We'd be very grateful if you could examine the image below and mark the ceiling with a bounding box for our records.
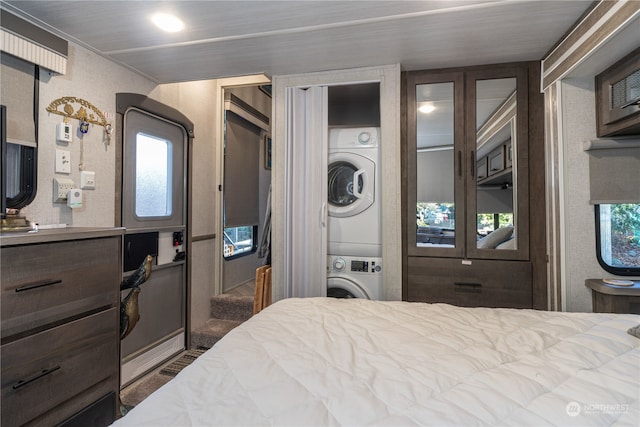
[2,0,594,84]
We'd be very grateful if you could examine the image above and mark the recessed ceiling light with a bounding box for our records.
[418,103,436,114]
[151,13,184,33]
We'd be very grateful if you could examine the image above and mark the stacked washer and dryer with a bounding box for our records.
[327,127,382,300]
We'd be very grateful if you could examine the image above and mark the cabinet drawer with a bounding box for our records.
[477,157,488,180]
[1,308,118,427]
[1,237,120,338]
[407,257,532,308]
[505,142,513,168]
[488,146,504,176]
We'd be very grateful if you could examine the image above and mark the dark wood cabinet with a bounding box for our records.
[1,230,122,427]
[404,62,545,309]
[596,47,640,137]
[407,257,532,308]
[585,279,640,314]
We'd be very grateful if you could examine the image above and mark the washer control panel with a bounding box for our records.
[357,131,372,145]
[329,127,380,149]
[329,256,382,274]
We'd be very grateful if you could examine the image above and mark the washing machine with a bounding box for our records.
[328,127,381,257]
[327,255,382,300]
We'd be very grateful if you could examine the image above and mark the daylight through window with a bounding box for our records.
[596,204,640,275]
[135,133,173,218]
[224,226,256,259]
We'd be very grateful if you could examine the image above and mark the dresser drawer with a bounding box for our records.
[407,257,532,308]
[1,308,118,427]
[1,237,120,338]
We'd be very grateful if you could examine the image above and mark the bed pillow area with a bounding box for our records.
[477,225,513,249]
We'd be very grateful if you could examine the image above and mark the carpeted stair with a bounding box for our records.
[191,294,253,349]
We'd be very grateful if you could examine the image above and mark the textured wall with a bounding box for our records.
[21,42,156,227]
[561,77,609,312]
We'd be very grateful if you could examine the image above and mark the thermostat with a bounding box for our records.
[56,122,72,142]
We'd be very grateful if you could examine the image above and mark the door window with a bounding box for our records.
[122,108,185,228]
[135,133,172,218]
[328,161,363,207]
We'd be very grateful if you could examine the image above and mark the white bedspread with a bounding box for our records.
[114,298,640,426]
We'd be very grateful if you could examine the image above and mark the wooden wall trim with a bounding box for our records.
[527,62,547,310]
[192,234,216,242]
[543,82,563,311]
[541,0,640,90]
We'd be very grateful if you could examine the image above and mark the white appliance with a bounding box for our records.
[328,127,381,257]
[327,255,382,300]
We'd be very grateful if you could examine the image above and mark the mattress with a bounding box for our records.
[113,298,640,426]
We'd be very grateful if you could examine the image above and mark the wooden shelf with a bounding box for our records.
[478,168,512,187]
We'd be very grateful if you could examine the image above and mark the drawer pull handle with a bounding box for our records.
[470,151,475,178]
[454,282,482,288]
[13,366,60,390]
[15,279,62,293]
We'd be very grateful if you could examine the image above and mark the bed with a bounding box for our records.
[113,298,640,426]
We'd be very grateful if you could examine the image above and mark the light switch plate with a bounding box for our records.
[80,171,96,189]
[55,149,71,174]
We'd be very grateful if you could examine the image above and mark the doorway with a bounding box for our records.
[213,76,271,298]
[116,94,193,387]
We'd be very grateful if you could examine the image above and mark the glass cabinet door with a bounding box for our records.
[406,66,529,261]
[466,67,529,260]
[406,71,465,258]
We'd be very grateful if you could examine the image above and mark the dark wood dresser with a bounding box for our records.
[1,228,123,427]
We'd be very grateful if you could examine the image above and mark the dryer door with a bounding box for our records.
[327,277,370,299]
[328,152,375,218]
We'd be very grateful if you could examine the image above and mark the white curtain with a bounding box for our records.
[284,86,328,297]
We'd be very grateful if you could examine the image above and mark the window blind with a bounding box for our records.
[224,111,261,227]
[588,145,640,204]
[0,52,36,146]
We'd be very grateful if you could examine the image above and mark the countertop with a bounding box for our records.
[0,227,125,247]
[585,278,640,296]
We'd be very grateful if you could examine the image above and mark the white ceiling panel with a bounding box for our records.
[2,0,594,83]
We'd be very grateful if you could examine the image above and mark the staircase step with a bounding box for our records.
[191,318,244,349]
[210,294,253,322]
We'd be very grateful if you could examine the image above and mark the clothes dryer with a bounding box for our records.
[328,127,381,257]
[327,255,382,300]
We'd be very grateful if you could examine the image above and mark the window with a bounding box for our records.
[596,204,640,275]
[223,225,257,259]
[417,202,454,229]
[477,213,513,236]
[135,132,172,218]
[1,53,38,212]
[5,142,37,209]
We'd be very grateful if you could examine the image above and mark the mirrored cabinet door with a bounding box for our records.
[406,66,529,262]
[465,67,529,260]
[406,71,465,258]
[404,62,544,309]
